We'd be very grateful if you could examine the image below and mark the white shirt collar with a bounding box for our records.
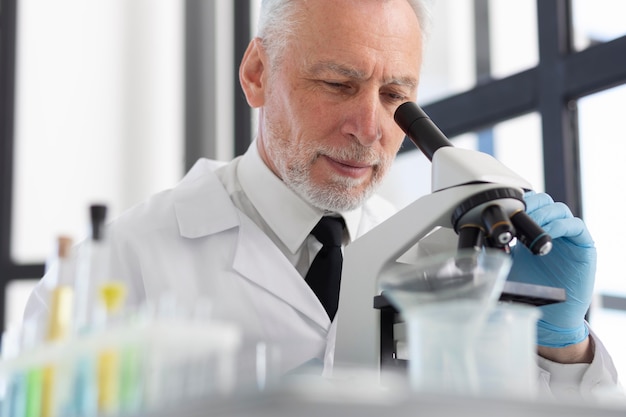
[238,142,363,252]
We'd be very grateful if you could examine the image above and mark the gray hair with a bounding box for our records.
[257,0,432,65]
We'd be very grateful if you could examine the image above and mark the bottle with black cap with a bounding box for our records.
[74,204,111,334]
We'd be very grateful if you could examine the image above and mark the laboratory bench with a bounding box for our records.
[143,386,626,417]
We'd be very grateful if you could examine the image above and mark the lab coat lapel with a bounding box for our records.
[232,215,331,331]
[173,159,330,331]
[174,159,240,237]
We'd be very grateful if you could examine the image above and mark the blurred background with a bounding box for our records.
[1,0,625,375]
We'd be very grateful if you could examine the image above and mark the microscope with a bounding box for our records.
[333,102,565,374]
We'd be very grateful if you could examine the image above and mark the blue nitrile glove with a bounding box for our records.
[507,191,597,348]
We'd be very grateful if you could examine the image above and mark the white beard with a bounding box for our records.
[265,136,393,212]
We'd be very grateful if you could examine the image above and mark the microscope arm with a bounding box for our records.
[334,181,517,371]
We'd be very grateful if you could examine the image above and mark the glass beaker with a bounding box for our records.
[405,301,540,399]
[379,249,539,399]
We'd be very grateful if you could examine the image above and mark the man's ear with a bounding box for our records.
[239,38,267,108]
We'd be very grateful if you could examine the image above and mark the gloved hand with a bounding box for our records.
[507,191,597,348]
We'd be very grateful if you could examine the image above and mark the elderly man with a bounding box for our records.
[25,0,619,401]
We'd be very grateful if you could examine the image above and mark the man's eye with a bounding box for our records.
[383,91,407,102]
[324,81,348,89]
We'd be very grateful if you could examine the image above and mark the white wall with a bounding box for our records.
[11,0,185,264]
[6,0,187,331]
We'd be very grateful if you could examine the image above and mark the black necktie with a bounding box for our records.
[305,216,344,321]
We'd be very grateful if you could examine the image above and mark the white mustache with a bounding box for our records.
[316,143,383,166]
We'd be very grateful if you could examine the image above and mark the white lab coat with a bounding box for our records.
[24,158,621,400]
[24,158,394,375]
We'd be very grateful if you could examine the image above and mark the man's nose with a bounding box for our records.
[342,93,383,146]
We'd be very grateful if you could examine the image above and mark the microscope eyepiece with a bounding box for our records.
[394,102,453,161]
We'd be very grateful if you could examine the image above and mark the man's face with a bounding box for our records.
[247,0,422,211]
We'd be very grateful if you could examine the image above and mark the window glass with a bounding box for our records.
[11,1,184,263]
[420,1,538,105]
[419,1,475,104]
[572,0,626,51]
[489,0,538,80]
[492,112,544,192]
[579,82,626,380]
[578,83,626,297]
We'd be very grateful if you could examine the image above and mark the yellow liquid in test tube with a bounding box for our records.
[99,282,127,313]
[97,281,127,414]
[42,286,74,417]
